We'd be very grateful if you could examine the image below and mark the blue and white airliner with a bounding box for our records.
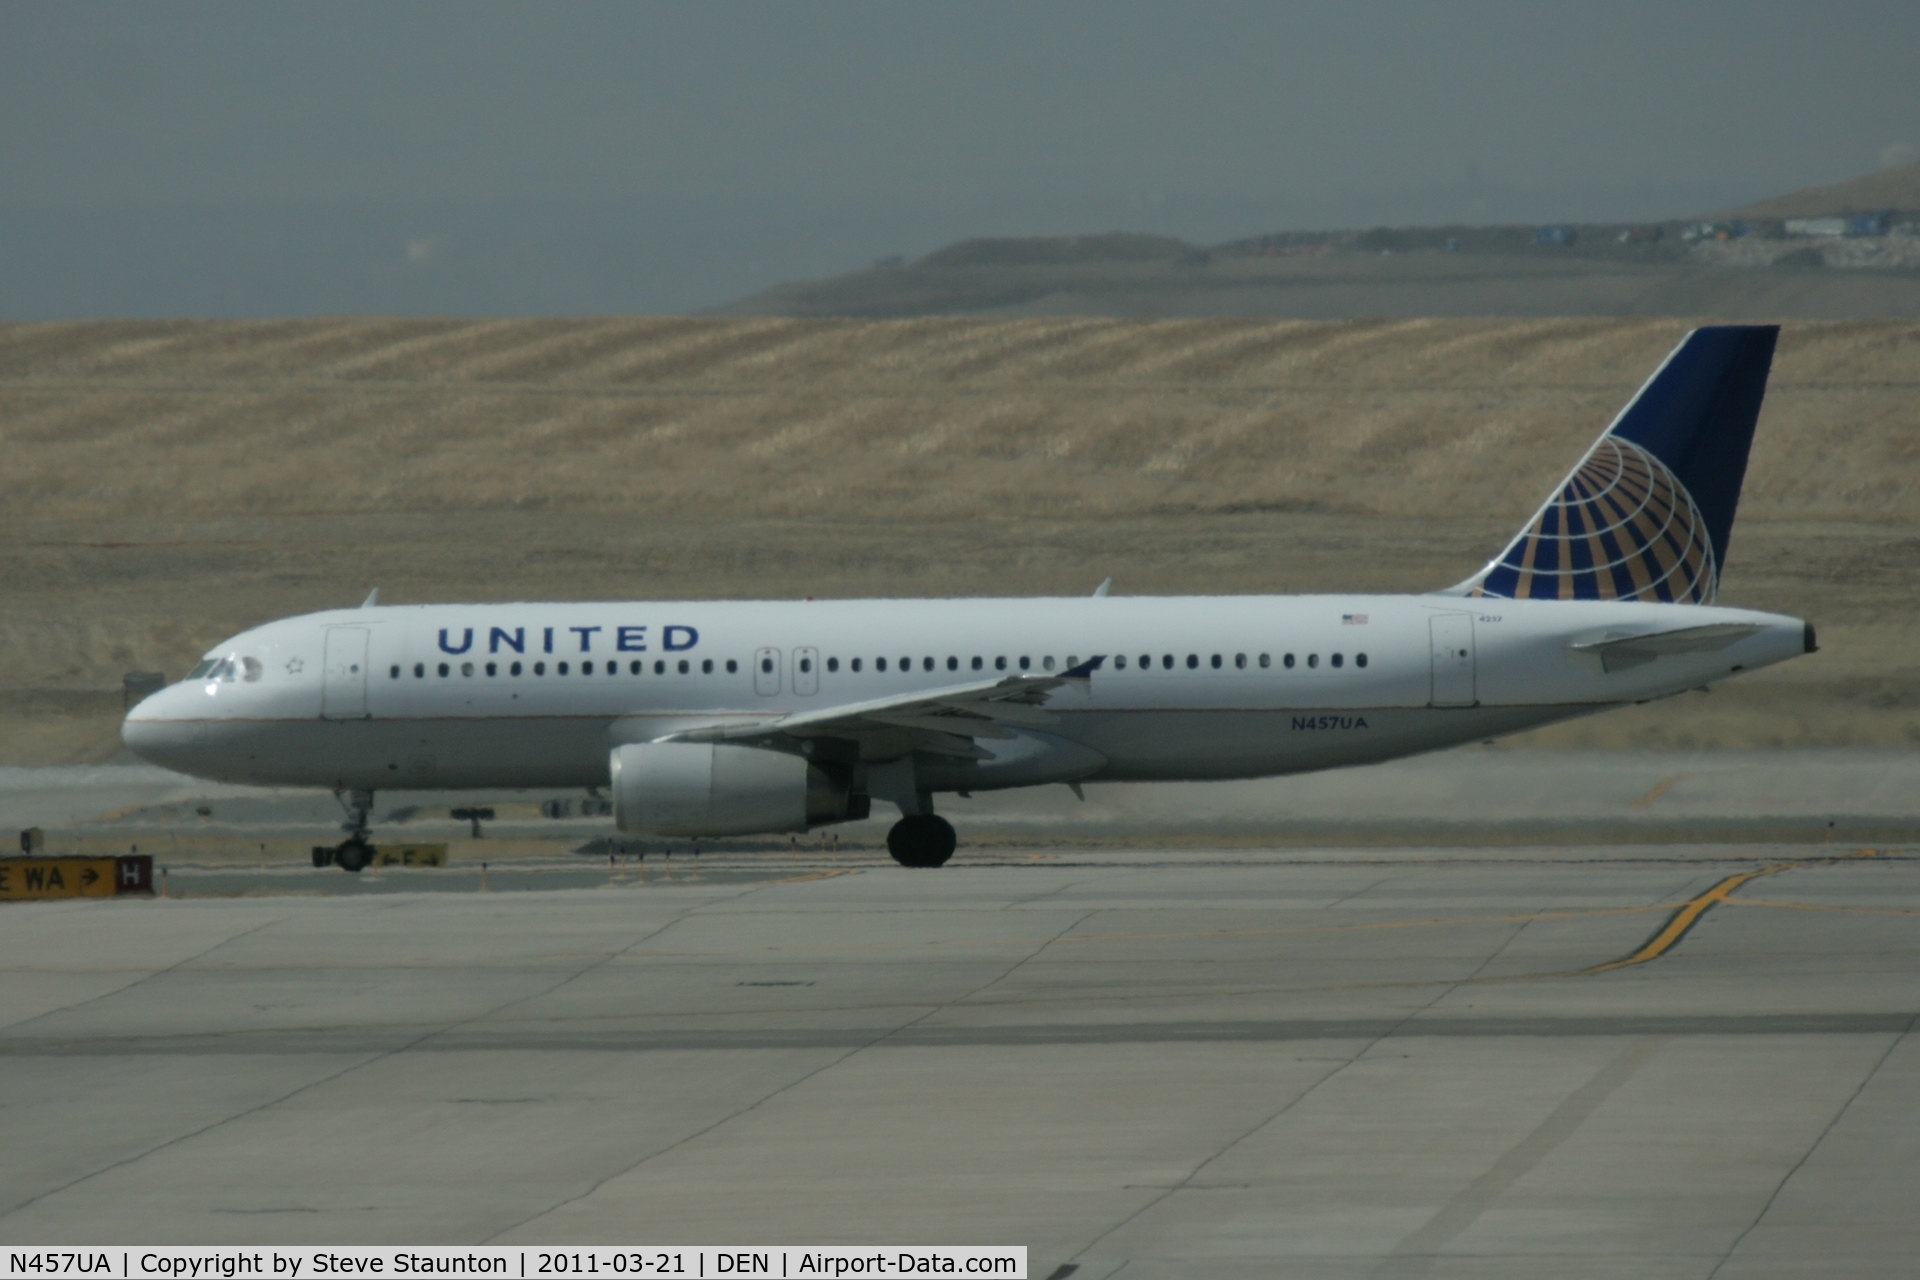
[124,326,1813,869]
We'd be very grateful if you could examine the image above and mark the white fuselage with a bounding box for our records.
[123,594,1810,795]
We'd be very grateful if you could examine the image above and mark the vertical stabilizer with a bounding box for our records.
[1457,325,1778,604]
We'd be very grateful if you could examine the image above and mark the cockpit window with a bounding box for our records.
[188,659,218,681]
[240,657,263,683]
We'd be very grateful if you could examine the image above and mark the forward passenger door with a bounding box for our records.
[322,627,370,720]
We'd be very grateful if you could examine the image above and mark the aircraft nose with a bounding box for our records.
[121,685,202,769]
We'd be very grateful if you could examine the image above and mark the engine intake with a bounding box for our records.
[610,742,858,837]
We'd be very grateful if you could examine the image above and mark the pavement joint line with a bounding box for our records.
[1723,899,1920,916]
[5,901,1681,970]
[1376,1036,1666,1278]
[1064,953,1465,1267]
[1585,849,1881,975]
[1706,1008,1920,1279]
[486,904,1106,1241]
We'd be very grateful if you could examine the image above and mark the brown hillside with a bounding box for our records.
[1728,160,1920,218]
[0,317,1914,762]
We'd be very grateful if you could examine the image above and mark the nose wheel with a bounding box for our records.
[887,814,957,868]
[328,788,376,874]
[334,838,374,873]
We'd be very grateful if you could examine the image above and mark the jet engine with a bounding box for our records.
[610,742,862,837]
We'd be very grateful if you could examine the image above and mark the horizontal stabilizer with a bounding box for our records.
[1571,622,1764,672]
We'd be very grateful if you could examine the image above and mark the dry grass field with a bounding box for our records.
[0,316,1914,764]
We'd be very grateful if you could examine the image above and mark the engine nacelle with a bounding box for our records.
[610,742,859,837]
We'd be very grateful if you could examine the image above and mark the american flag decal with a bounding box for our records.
[1342,613,1368,624]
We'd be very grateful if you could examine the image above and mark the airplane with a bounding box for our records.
[124,325,1813,871]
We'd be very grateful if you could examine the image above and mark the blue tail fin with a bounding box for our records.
[1460,325,1778,604]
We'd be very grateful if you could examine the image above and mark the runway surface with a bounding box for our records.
[3,842,1917,1278]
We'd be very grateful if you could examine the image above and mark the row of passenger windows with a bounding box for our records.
[389,651,1369,680]
[393,659,736,679]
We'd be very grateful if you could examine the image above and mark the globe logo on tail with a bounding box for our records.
[1473,436,1717,604]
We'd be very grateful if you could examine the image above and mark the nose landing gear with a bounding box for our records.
[328,788,376,873]
[887,814,957,868]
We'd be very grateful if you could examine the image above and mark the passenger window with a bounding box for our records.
[799,658,811,673]
[995,656,1007,671]
[1067,655,1078,667]
[655,660,665,675]
[1162,654,1173,670]
[852,657,863,672]
[877,657,888,672]
[946,656,958,671]
[558,662,569,675]
[390,665,400,679]
[1210,654,1222,669]
[1019,656,1031,670]
[461,662,474,677]
[631,660,642,675]
[699,659,711,674]
[760,657,774,674]
[582,661,594,675]
[726,659,738,674]
[1284,653,1295,669]
[438,662,450,677]
[1186,654,1198,669]
[1332,653,1344,668]
[678,659,690,674]
[1043,656,1055,671]
[828,657,839,673]
[1308,654,1319,669]
[485,662,497,676]
[1259,653,1271,668]
[1115,655,1127,670]
[1235,654,1246,669]
[414,662,425,678]
[534,662,546,675]
[971,656,983,671]
[511,662,523,676]
[1357,653,1368,668]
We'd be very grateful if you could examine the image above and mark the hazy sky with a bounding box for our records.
[4,2,1916,314]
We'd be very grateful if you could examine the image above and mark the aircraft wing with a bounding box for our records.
[660,657,1106,759]
[1571,622,1764,672]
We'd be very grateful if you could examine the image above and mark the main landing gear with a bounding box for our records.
[887,813,957,868]
[327,788,376,873]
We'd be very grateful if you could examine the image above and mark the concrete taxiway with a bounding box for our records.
[2,839,1916,1278]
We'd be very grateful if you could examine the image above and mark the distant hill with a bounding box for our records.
[718,165,1920,321]
[1726,160,1920,218]
[717,228,1919,321]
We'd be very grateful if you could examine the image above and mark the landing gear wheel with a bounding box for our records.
[887,814,956,868]
[335,838,374,873]
[331,787,376,873]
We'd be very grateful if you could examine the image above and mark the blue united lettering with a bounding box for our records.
[443,622,697,655]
